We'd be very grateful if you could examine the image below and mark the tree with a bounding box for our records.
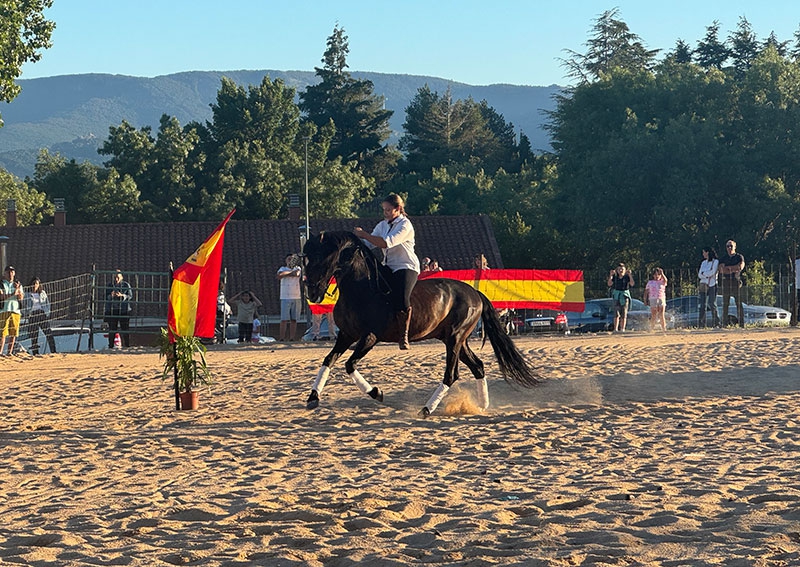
[670,39,693,64]
[31,150,101,225]
[98,120,154,180]
[299,24,393,189]
[763,31,789,58]
[0,0,54,119]
[729,16,759,77]
[561,8,658,83]
[200,76,306,220]
[695,21,730,70]
[400,86,520,177]
[0,168,51,226]
[80,168,144,223]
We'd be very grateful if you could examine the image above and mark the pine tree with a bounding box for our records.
[299,25,393,174]
[695,21,730,70]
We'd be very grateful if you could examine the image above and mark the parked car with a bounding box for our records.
[566,298,651,333]
[524,310,570,334]
[666,296,790,328]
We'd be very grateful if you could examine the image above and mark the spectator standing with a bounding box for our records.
[644,267,669,332]
[474,254,489,270]
[608,263,635,332]
[311,311,337,341]
[0,265,24,356]
[24,277,57,355]
[105,270,132,348]
[229,290,262,343]
[698,247,720,328]
[719,240,745,328]
[215,284,232,344]
[277,254,302,341]
[428,259,443,272]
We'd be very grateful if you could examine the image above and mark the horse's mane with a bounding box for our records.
[317,230,391,285]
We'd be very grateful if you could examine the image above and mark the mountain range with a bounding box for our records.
[0,70,561,179]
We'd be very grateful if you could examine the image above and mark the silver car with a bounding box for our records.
[666,296,790,328]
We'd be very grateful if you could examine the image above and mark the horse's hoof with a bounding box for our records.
[421,407,431,418]
[306,390,320,410]
[369,387,384,403]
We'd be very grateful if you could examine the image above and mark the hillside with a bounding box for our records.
[0,70,561,179]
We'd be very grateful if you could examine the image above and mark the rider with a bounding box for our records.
[354,193,421,350]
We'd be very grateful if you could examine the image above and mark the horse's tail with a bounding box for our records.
[479,292,541,387]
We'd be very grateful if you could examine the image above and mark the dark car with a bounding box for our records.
[524,310,570,334]
[666,295,790,328]
[566,298,651,333]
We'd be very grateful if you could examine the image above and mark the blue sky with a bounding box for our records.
[20,1,800,87]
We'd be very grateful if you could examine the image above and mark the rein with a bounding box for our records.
[356,246,393,297]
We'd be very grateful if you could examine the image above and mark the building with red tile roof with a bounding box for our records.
[1,213,503,318]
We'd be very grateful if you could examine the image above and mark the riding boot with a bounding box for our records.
[398,306,412,350]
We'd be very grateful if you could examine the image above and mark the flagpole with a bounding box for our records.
[169,261,180,410]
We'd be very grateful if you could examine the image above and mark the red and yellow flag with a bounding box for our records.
[307,278,338,315]
[419,268,584,312]
[167,210,235,340]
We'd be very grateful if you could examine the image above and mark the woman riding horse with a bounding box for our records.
[302,231,541,416]
[353,193,419,350]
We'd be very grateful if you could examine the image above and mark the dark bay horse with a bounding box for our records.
[302,231,541,416]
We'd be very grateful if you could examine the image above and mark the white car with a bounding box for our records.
[666,296,790,328]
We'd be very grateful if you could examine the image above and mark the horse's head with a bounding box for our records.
[302,231,365,303]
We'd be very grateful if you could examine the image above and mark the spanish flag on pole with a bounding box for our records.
[167,210,235,340]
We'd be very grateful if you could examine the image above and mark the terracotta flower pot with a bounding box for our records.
[179,390,199,410]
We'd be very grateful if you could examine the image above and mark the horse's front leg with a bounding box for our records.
[306,332,356,410]
[344,333,383,404]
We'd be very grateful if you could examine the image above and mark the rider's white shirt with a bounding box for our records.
[367,214,420,273]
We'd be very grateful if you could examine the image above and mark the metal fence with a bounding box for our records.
[89,270,171,347]
[582,264,797,312]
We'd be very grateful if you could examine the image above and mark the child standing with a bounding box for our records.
[644,267,669,332]
[229,290,262,343]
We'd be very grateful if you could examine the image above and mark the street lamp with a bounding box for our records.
[303,136,310,243]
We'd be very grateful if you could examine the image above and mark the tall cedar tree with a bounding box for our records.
[299,25,393,171]
[561,8,658,83]
[695,21,730,69]
[729,16,759,77]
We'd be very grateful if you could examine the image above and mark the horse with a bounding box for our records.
[301,231,541,416]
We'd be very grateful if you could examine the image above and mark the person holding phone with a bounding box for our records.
[0,265,25,356]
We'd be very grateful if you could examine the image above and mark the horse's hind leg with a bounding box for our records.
[307,332,356,410]
[460,343,489,410]
[422,335,462,417]
[345,333,384,404]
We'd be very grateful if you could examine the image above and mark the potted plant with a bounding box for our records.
[158,328,213,410]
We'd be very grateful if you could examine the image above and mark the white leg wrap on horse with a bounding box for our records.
[349,370,373,395]
[476,378,489,410]
[312,366,331,394]
[425,383,450,413]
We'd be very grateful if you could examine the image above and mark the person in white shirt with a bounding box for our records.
[698,246,720,328]
[277,254,302,341]
[25,277,57,354]
[354,193,421,349]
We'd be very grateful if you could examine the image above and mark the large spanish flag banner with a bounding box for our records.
[168,210,235,340]
[419,269,585,312]
[307,278,338,315]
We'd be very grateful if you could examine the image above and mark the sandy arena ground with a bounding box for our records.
[2,328,800,566]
